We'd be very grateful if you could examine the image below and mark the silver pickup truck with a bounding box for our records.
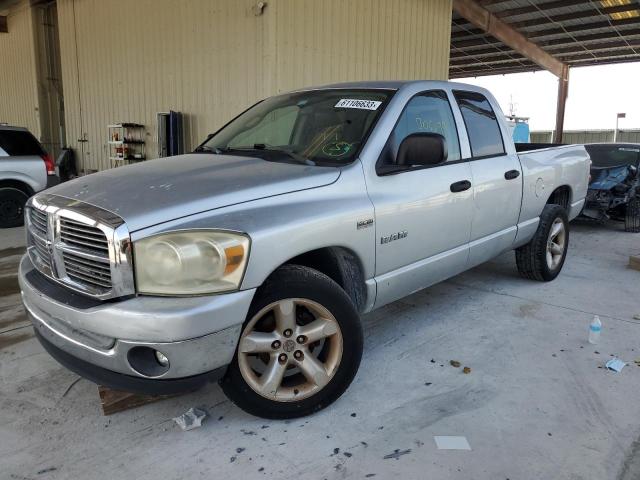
[19,81,590,419]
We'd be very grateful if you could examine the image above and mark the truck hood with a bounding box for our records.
[46,154,340,231]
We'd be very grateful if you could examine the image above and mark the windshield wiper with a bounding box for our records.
[197,143,316,166]
[194,145,224,154]
[251,144,316,166]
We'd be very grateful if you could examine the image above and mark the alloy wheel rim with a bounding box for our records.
[237,298,343,402]
[546,218,566,270]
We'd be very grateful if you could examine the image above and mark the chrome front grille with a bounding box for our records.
[62,251,113,290]
[32,233,51,263]
[60,218,110,253]
[25,194,134,300]
[29,208,48,237]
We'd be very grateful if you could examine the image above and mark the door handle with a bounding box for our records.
[450,180,472,193]
[504,169,521,180]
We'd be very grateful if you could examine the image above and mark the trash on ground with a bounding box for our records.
[588,315,601,345]
[173,407,208,431]
[450,360,461,368]
[383,448,412,460]
[463,367,471,374]
[434,436,471,450]
[605,357,626,373]
[633,314,640,321]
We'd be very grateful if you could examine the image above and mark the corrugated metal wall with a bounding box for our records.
[531,129,640,144]
[55,0,452,172]
[57,0,273,172]
[0,0,41,137]
[272,0,451,92]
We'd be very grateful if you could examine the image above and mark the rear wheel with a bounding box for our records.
[0,187,28,228]
[516,204,569,281]
[624,198,640,233]
[221,265,363,419]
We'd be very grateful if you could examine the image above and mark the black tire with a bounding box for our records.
[516,204,569,282]
[0,187,28,228]
[221,265,363,419]
[624,198,640,233]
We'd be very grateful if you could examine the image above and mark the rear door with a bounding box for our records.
[452,91,523,267]
[0,129,48,192]
[368,90,474,308]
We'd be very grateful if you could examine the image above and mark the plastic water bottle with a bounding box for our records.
[588,315,601,344]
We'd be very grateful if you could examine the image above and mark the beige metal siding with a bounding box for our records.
[0,1,41,137]
[272,0,452,92]
[56,0,452,172]
[57,0,273,172]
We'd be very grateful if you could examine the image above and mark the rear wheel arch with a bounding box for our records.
[0,179,35,197]
[546,185,572,211]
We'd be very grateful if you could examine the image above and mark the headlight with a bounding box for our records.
[134,230,250,295]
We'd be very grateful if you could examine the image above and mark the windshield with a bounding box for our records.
[586,145,640,168]
[199,89,394,165]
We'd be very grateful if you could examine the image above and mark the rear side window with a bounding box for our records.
[453,91,505,158]
[0,130,45,156]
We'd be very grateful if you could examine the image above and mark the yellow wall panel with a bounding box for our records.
[56,0,273,172]
[55,0,452,172]
[0,1,41,138]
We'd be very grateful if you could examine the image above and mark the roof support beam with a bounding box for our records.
[452,0,567,77]
[0,16,7,33]
[451,17,640,42]
[451,28,640,58]
[554,65,569,144]
[454,3,640,31]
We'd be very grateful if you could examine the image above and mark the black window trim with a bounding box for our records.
[452,89,507,162]
[376,89,465,177]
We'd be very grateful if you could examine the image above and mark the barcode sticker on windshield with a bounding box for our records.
[335,99,382,110]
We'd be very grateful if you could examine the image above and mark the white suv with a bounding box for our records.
[0,125,58,228]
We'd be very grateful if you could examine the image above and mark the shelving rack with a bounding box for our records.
[108,123,146,168]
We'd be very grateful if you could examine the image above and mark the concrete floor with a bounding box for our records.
[1,221,639,480]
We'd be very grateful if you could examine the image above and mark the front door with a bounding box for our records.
[367,90,474,308]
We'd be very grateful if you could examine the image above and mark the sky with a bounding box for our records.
[457,62,640,132]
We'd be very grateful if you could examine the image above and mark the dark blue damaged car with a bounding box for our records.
[581,143,640,232]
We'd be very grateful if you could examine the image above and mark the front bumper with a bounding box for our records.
[19,255,255,393]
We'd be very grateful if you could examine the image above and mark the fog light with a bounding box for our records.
[127,346,170,377]
[155,350,169,367]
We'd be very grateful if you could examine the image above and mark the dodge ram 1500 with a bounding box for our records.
[19,81,590,418]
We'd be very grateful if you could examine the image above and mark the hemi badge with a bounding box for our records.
[357,218,374,230]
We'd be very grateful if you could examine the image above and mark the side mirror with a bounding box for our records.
[397,133,447,167]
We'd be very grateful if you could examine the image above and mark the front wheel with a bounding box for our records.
[221,265,363,419]
[625,198,640,233]
[516,204,569,281]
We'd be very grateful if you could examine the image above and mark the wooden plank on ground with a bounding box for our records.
[98,386,175,416]
[630,255,640,271]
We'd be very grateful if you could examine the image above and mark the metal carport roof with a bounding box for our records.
[450,0,640,78]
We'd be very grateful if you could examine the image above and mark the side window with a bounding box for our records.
[0,130,45,156]
[228,105,299,148]
[453,91,505,158]
[385,91,461,165]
